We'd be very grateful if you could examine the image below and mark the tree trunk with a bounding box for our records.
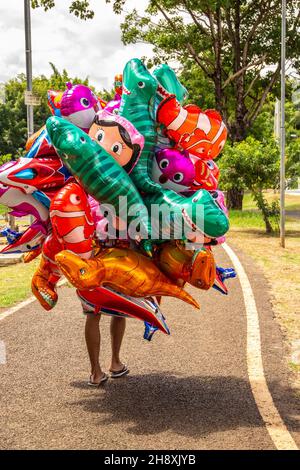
[225,1,248,209]
[252,190,274,234]
[226,188,244,210]
[263,215,273,234]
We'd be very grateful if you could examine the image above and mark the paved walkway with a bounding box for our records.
[0,245,299,449]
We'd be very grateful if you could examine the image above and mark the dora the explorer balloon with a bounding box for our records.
[88,110,144,174]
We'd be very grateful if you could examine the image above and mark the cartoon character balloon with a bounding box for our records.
[88,109,144,174]
[46,115,150,240]
[152,148,195,193]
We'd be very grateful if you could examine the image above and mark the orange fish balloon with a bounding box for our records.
[31,181,95,310]
[50,181,95,258]
[55,247,200,309]
[157,95,227,159]
[189,157,220,191]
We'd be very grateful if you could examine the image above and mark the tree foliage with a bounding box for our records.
[0,64,93,156]
[219,136,280,232]
[31,0,94,19]
[106,0,300,143]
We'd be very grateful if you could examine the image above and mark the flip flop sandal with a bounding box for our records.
[87,373,109,387]
[110,364,129,379]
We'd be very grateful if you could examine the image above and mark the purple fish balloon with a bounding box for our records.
[60,83,100,132]
[152,148,195,193]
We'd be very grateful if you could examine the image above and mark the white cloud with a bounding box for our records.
[0,0,153,91]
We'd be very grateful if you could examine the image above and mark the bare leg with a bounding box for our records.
[85,313,106,383]
[110,316,126,372]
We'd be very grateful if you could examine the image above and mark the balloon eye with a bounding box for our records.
[80,136,86,143]
[80,268,86,275]
[173,172,184,183]
[138,81,145,88]
[159,159,169,169]
[95,129,105,142]
[70,194,81,205]
[80,97,90,108]
[111,142,122,155]
[192,196,199,203]
[207,160,214,170]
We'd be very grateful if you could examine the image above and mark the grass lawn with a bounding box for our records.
[0,204,7,215]
[0,258,40,310]
[228,191,300,386]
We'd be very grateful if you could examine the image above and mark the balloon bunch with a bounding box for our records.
[0,59,236,340]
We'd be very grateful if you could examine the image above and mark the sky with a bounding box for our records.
[0,0,153,91]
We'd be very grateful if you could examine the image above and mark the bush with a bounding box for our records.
[218,136,280,232]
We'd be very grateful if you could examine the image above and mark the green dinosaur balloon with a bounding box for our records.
[119,59,229,241]
[153,63,188,106]
[144,189,229,240]
[46,116,150,239]
[119,58,161,194]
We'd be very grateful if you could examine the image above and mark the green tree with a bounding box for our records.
[219,136,280,232]
[0,154,12,167]
[105,0,300,207]
[286,138,300,187]
[28,0,300,204]
[0,65,93,156]
[31,0,94,19]
[285,101,300,186]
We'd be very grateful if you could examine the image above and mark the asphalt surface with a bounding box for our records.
[0,245,299,450]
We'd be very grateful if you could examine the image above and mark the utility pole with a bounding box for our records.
[24,0,34,138]
[280,0,286,248]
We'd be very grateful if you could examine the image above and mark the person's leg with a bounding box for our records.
[85,313,106,383]
[109,316,127,372]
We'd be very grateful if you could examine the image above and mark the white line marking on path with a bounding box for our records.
[0,279,67,322]
[223,242,298,450]
[0,340,6,364]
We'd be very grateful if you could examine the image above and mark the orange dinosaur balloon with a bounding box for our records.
[55,247,200,309]
[31,255,61,311]
[157,241,216,290]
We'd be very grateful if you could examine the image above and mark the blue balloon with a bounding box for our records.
[0,227,23,244]
[143,322,159,341]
